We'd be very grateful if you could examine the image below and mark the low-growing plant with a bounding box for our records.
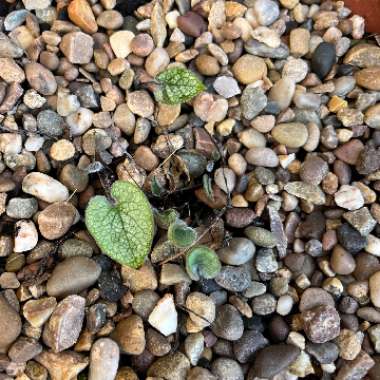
[167,219,197,248]
[85,180,154,268]
[186,246,221,281]
[155,67,205,105]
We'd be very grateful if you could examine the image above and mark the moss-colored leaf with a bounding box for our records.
[156,67,206,105]
[85,180,154,268]
[154,208,179,229]
[168,219,197,248]
[186,246,221,281]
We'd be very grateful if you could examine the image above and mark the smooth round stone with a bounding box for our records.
[213,76,241,98]
[217,238,255,265]
[111,315,145,355]
[253,0,280,26]
[215,266,251,292]
[244,227,277,248]
[96,10,123,29]
[37,202,77,240]
[22,172,69,203]
[89,338,119,380]
[252,293,276,315]
[66,108,94,136]
[0,294,22,353]
[365,104,380,129]
[245,147,279,167]
[37,110,64,137]
[211,358,243,380]
[311,42,336,79]
[211,304,244,341]
[59,164,89,192]
[50,139,75,161]
[330,246,356,275]
[232,55,267,85]
[250,344,300,379]
[46,256,101,297]
[238,129,266,148]
[271,122,308,148]
[333,76,356,97]
[177,11,207,37]
[282,57,308,83]
[6,197,38,219]
[355,67,380,91]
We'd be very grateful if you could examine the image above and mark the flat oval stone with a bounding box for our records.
[47,256,101,297]
[271,122,308,148]
[355,67,380,91]
[22,172,69,203]
[245,147,279,167]
[344,44,380,68]
[311,42,336,79]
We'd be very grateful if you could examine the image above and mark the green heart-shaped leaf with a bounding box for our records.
[85,180,154,268]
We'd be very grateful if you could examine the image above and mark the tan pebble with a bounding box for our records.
[38,202,77,240]
[130,33,154,57]
[145,47,170,77]
[195,54,220,76]
[68,0,98,34]
[133,146,159,172]
[127,91,154,118]
[50,140,75,161]
[110,31,135,58]
[232,55,267,85]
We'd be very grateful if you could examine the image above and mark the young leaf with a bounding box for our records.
[154,208,179,229]
[85,180,154,268]
[156,67,206,105]
[186,246,221,281]
[168,219,197,248]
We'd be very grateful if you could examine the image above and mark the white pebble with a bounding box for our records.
[334,185,364,210]
[14,220,38,252]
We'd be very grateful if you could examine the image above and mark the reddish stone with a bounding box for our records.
[344,0,380,33]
